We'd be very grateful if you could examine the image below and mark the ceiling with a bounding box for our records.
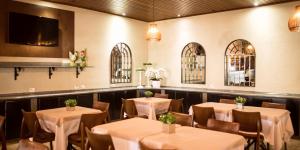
[44,0,299,22]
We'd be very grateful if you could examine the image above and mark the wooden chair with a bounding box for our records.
[68,112,107,150]
[261,102,286,109]
[169,98,184,113]
[206,118,240,134]
[20,110,55,150]
[219,99,235,104]
[154,93,169,99]
[192,106,215,128]
[170,112,192,126]
[120,98,147,119]
[85,127,115,150]
[93,101,111,122]
[232,109,266,150]
[261,101,287,150]
[0,116,6,150]
[17,139,49,150]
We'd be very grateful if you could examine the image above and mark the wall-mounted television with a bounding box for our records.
[8,12,59,47]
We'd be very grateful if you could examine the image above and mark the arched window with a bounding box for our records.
[181,42,206,84]
[110,43,132,84]
[225,39,255,87]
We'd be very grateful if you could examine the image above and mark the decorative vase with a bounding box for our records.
[162,123,175,134]
[66,106,75,111]
[152,80,161,88]
[236,103,244,110]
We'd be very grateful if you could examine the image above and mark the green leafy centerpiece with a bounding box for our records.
[144,91,153,98]
[235,96,247,110]
[65,99,77,111]
[159,112,176,134]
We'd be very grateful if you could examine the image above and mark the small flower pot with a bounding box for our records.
[236,103,244,110]
[66,106,75,111]
[152,80,161,88]
[162,123,175,134]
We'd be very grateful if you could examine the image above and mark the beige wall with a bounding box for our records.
[0,0,148,94]
[148,1,300,94]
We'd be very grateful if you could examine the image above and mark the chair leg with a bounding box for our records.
[50,141,53,150]
[284,142,288,150]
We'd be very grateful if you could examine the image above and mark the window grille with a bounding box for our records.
[110,43,132,84]
[224,39,255,87]
[181,42,206,84]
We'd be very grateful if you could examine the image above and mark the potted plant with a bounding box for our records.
[144,91,153,98]
[65,99,77,111]
[235,96,247,109]
[145,67,167,88]
[159,112,176,134]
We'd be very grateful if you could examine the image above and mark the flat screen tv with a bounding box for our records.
[8,12,59,47]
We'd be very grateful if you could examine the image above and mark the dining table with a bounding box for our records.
[92,117,246,150]
[189,102,294,150]
[36,106,101,150]
[128,97,171,120]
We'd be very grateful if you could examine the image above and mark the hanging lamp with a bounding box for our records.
[288,5,300,32]
[146,0,161,41]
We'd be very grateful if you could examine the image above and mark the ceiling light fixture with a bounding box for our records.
[122,13,126,16]
[146,0,161,41]
[177,14,181,17]
[288,5,300,32]
[254,2,259,6]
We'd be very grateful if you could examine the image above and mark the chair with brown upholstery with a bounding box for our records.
[219,99,235,104]
[206,118,240,134]
[20,110,55,150]
[170,112,192,126]
[120,98,147,119]
[192,106,215,128]
[154,93,169,99]
[261,102,286,109]
[68,112,108,150]
[93,101,111,122]
[232,109,266,150]
[169,98,184,113]
[85,127,115,150]
[17,139,49,150]
[0,116,6,150]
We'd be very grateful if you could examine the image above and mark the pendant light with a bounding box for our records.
[146,0,161,41]
[288,5,300,32]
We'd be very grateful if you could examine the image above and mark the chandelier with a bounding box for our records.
[288,5,300,32]
[146,0,161,41]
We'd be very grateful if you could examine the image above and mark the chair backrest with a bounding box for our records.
[232,109,262,132]
[0,115,6,150]
[169,98,184,113]
[192,106,215,127]
[154,93,169,99]
[207,119,240,134]
[261,102,286,109]
[21,110,38,138]
[93,101,110,112]
[85,127,115,150]
[78,112,108,136]
[219,99,235,104]
[121,98,138,119]
[17,139,49,150]
[171,112,192,126]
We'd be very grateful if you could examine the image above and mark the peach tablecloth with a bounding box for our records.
[129,97,171,120]
[36,106,101,150]
[189,102,294,150]
[92,118,180,150]
[142,126,246,150]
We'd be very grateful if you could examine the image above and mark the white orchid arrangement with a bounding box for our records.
[68,49,87,67]
[145,67,167,81]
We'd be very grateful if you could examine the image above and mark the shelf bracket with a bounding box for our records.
[76,66,85,78]
[48,67,56,79]
[14,67,22,80]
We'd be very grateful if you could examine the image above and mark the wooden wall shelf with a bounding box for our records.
[0,62,89,80]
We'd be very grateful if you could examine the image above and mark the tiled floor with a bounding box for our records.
[2,138,300,150]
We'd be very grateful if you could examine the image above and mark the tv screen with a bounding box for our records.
[9,12,59,47]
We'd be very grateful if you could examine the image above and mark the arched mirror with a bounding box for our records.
[225,39,255,87]
[110,43,132,84]
[181,42,206,84]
